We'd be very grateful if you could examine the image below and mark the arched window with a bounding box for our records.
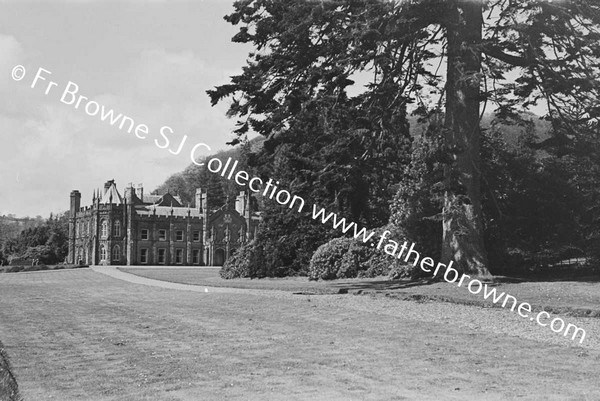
[113,220,121,237]
[100,245,107,261]
[112,245,120,261]
[101,220,108,238]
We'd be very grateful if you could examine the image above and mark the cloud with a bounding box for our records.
[0,44,239,216]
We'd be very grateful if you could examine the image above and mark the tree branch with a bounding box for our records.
[483,45,530,67]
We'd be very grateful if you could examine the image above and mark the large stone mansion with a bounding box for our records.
[67,180,260,266]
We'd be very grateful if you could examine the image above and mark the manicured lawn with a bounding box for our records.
[120,267,370,294]
[1,269,600,400]
[122,267,600,317]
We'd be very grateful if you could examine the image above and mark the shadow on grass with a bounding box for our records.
[492,272,600,284]
[0,340,21,401]
[327,278,439,292]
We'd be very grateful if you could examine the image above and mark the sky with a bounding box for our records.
[0,0,253,217]
[0,1,548,218]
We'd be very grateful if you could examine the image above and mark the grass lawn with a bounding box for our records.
[120,267,378,294]
[1,269,600,400]
[122,267,600,317]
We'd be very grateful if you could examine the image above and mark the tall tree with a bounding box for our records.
[210,0,600,276]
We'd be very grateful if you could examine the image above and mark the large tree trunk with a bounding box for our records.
[442,0,491,277]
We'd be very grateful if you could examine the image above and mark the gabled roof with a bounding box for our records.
[143,193,183,205]
[100,181,123,205]
[154,193,182,207]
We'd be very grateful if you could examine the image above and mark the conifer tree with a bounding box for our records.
[210,0,600,276]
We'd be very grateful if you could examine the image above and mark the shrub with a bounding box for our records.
[309,238,357,280]
[247,207,332,277]
[0,265,49,273]
[22,245,56,265]
[309,225,414,280]
[220,242,264,279]
[20,264,49,273]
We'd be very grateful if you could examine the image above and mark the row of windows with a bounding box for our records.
[140,229,201,242]
[139,248,201,265]
[78,221,203,242]
[76,220,121,238]
[97,246,201,265]
[99,245,121,262]
[101,220,121,238]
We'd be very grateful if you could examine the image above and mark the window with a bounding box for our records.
[141,229,149,240]
[193,230,200,242]
[112,245,120,261]
[158,248,166,264]
[176,230,184,241]
[140,249,148,264]
[113,220,121,237]
[158,229,167,241]
[100,245,107,261]
[101,220,108,238]
[175,249,183,264]
[193,250,200,265]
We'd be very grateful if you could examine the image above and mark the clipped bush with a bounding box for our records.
[309,224,415,280]
[309,238,358,280]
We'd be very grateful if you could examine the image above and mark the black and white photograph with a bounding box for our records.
[1,0,600,399]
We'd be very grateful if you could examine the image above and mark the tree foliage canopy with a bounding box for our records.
[210,0,600,276]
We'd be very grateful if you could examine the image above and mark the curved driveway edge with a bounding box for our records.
[91,266,269,295]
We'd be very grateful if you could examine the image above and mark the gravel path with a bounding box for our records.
[95,266,599,351]
[92,266,270,294]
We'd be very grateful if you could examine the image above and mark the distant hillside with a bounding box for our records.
[152,136,265,208]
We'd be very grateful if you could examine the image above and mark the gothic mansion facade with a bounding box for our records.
[67,180,259,266]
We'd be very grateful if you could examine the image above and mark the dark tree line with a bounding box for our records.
[1,213,69,266]
[207,0,600,277]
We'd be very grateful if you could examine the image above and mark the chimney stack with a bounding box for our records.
[135,183,144,202]
[195,188,203,211]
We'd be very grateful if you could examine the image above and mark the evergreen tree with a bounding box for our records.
[210,0,600,276]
